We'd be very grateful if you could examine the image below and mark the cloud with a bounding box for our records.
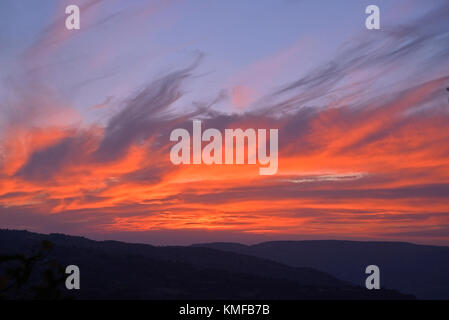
[24,0,106,61]
[1,2,449,245]
[255,3,449,115]
[230,85,256,109]
[95,58,203,162]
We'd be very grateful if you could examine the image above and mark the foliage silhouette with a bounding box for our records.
[0,240,69,300]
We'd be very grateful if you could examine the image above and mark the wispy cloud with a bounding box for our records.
[1,1,449,245]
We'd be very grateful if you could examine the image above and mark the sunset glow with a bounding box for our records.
[1,0,449,245]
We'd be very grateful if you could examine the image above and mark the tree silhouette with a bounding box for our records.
[0,240,69,300]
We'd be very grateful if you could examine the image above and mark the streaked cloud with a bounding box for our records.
[1,1,449,245]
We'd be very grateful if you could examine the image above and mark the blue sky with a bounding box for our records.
[0,0,437,122]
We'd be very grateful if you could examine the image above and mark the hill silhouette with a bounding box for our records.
[0,230,412,300]
[192,240,449,299]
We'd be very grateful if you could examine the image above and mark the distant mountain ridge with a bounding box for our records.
[192,240,449,299]
[0,230,412,300]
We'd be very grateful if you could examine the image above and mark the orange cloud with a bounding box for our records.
[2,2,449,246]
[1,73,448,245]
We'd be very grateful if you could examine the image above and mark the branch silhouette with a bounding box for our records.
[0,240,68,300]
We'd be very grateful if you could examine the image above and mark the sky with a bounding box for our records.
[0,0,449,245]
